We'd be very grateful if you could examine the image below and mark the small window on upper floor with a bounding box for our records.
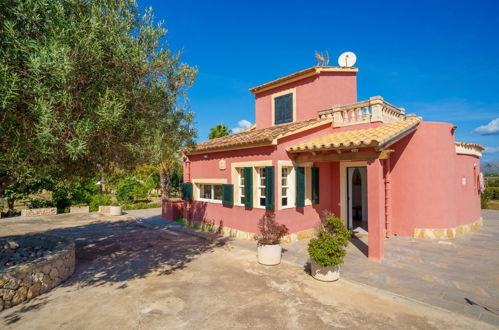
[274,93,293,125]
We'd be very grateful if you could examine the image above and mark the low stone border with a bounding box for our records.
[182,220,315,243]
[413,217,483,239]
[0,235,75,311]
[98,206,111,213]
[20,208,57,217]
[69,206,89,214]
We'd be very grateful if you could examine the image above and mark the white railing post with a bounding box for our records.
[370,96,384,122]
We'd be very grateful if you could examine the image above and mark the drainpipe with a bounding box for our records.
[384,157,392,237]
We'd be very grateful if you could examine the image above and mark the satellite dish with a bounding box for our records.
[338,52,357,67]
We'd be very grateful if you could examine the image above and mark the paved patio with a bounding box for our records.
[245,210,499,326]
[0,209,491,329]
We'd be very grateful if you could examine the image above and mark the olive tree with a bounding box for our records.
[0,0,197,198]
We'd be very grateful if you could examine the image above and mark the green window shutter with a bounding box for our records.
[265,166,275,210]
[295,166,305,207]
[222,184,233,206]
[275,93,293,124]
[181,182,193,201]
[244,167,253,208]
[311,167,320,205]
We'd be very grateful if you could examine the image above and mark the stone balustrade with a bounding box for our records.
[318,96,406,127]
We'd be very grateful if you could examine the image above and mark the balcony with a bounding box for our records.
[318,96,406,127]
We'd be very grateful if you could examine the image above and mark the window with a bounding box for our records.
[281,167,291,207]
[238,168,245,205]
[274,93,293,125]
[198,184,222,203]
[257,167,266,207]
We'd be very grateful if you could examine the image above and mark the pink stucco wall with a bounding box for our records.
[255,72,357,129]
[181,122,341,234]
[455,154,481,227]
[389,122,481,236]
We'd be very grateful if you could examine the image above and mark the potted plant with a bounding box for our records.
[255,213,289,265]
[308,212,350,281]
[109,203,122,216]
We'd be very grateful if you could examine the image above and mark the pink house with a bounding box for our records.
[163,65,484,259]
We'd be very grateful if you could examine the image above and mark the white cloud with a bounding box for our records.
[484,146,499,154]
[474,118,499,135]
[231,119,253,134]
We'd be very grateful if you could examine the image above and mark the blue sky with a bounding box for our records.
[140,0,499,161]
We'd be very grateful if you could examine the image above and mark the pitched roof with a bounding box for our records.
[189,118,332,154]
[249,66,358,94]
[287,117,422,152]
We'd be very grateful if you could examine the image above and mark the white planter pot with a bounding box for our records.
[109,206,122,216]
[257,243,282,265]
[310,260,340,282]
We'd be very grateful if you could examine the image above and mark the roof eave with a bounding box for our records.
[249,66,358,95]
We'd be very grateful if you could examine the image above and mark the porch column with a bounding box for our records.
[367,158,385,259]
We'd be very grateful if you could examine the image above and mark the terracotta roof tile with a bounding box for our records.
[190,118,330,154]
[287,117,422,152]
[455,142,485,151]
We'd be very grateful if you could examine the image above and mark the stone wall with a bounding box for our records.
[98,205,111,213]
[69,206,89,214]
[0,235,75,311]
[20,208,57,217]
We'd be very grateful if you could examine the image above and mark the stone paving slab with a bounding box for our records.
[1,209,491,329]
[268,210,499,327]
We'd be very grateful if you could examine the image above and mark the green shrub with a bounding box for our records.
[27,198,56,209]
[481,192,490,209]
[89,194,112,211]
[485,187,499,200]
[116,177,141,204]
[308,213,350,267]
[122,202,161,210]
[50,178,98,210]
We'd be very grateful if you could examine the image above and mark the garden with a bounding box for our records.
[0,164,183,218]
[481,175,499,210]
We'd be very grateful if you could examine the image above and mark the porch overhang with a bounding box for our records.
[286,116,422,158]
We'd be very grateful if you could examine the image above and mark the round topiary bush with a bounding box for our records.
[308,213,350,267]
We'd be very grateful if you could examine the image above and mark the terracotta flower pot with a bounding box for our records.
[257,243,282,265]
[310,260,340,282]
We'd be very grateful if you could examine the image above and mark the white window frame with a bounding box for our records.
[197,183,223,204]
[281,167,292,208]
[256,167,266,208]
[237,168,245,206]
[277,160,313,210]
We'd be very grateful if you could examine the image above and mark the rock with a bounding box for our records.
[4,278,20,290]
[12,286,28,305]
[0,298,4,312]
[49,267,59,280]
[4,300,11,309]
[7,241,19,249]
[0,288,15,300]
[42,264,52,274]
[22,274,34,287]
[0,278,7,287]
[27,282,41,299]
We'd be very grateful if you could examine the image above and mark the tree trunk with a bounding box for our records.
[7,199,15,214]
[0,175,15,198]
[160,166,171,201]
